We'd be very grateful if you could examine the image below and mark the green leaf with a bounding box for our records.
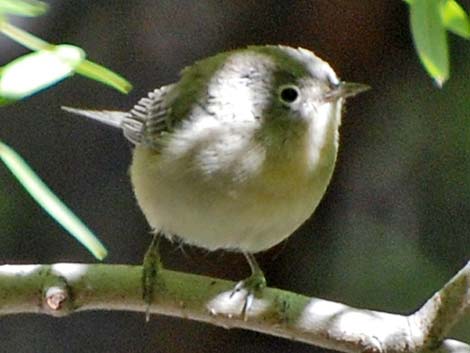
[76,59,133,94]
[0,22,50,51]
[0,45,85,102]
[440,0,470,39]
[0,141,108,260]
[0,23,132,94]
[0,0,48,17]
[410,0,449,86]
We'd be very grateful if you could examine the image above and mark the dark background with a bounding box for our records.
[0,1,469,352]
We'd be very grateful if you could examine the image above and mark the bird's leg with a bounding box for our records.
[231,252,267,319]
[142,232,162,321]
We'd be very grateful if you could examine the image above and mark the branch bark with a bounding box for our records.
[0,261,468,353]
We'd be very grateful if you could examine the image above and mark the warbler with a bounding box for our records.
[63,45,368,316]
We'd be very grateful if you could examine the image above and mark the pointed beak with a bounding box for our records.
[323,81,370,102]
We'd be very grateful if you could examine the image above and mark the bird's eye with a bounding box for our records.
[278,85,300,105]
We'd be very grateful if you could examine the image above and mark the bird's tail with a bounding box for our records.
[61,106,129,129]
[62,106,144,145]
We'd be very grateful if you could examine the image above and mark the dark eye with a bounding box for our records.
[278,85,300,105]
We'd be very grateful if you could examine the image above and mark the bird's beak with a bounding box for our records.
[323,81,370,102]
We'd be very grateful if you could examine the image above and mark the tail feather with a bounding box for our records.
[61,106,129,129]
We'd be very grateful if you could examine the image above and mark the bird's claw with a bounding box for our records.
[230,270,267,320]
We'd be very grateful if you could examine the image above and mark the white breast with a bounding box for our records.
[130,104,339,253]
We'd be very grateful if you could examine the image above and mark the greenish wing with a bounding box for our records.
[130,51,229,149]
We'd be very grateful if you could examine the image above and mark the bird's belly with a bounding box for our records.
[130,145,333,253]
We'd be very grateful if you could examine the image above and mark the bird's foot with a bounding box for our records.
[230,266,267,320]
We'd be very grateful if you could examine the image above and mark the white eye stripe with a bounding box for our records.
[278,84,300,105]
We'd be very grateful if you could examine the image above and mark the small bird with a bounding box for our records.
[63,45,368,316]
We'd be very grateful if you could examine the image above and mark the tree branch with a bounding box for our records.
[0,261,468,353]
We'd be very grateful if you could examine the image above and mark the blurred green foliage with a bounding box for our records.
[406,0,470,85]
[0,0,48,17]
[0,0,132,104]
[0,0,136,259]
